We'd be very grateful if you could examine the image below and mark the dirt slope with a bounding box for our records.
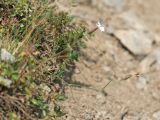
[59,0,160,120]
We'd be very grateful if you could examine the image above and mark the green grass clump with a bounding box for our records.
[0,0,87,119]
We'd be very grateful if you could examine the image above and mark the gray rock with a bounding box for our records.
[92,0,124,10]
[103,0,124,9]
[112,11,160,56]
[91,0,124,12]
[153,111,160,120]
[118,11,146,30]
[1,48,15,62]
[118,11,159,42]
[114,29,153,55]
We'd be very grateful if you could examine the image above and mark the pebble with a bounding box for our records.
[136,76,148,90]
[84,112,94,120]
[153,111,160,120]
[96,94,106,104]
[102,66,111,72]
[39,83,51,94]
[0,76,12,88]
[95,111,107,119]
[0,48,15,62]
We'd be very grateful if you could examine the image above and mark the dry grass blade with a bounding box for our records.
[0,94,35,120]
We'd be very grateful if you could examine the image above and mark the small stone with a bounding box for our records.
[0,76,12,88]
[39,83,51,94]
[1,48,15,62]
[153,111,160,120]
[96,94,103,99]
[74,68,81,74]
[84,112,94,120]
[115,29,153,56]
[48,102,55,112]
[151,91,159,100]
[54,83,61,92]
[96,94,106,104]
[102,66,111,72]
[136,76,148,90]
[95,111,107,119]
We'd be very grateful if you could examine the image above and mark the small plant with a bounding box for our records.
[8,112,21,120]
[54,104,66,117]
[30,96,49,118]
[0,0,88,119]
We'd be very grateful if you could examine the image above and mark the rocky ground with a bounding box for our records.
[58,0,160,120]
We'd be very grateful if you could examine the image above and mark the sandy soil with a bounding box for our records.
[58,0,160,120]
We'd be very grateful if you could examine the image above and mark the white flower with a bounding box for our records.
[96,20,105,32]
